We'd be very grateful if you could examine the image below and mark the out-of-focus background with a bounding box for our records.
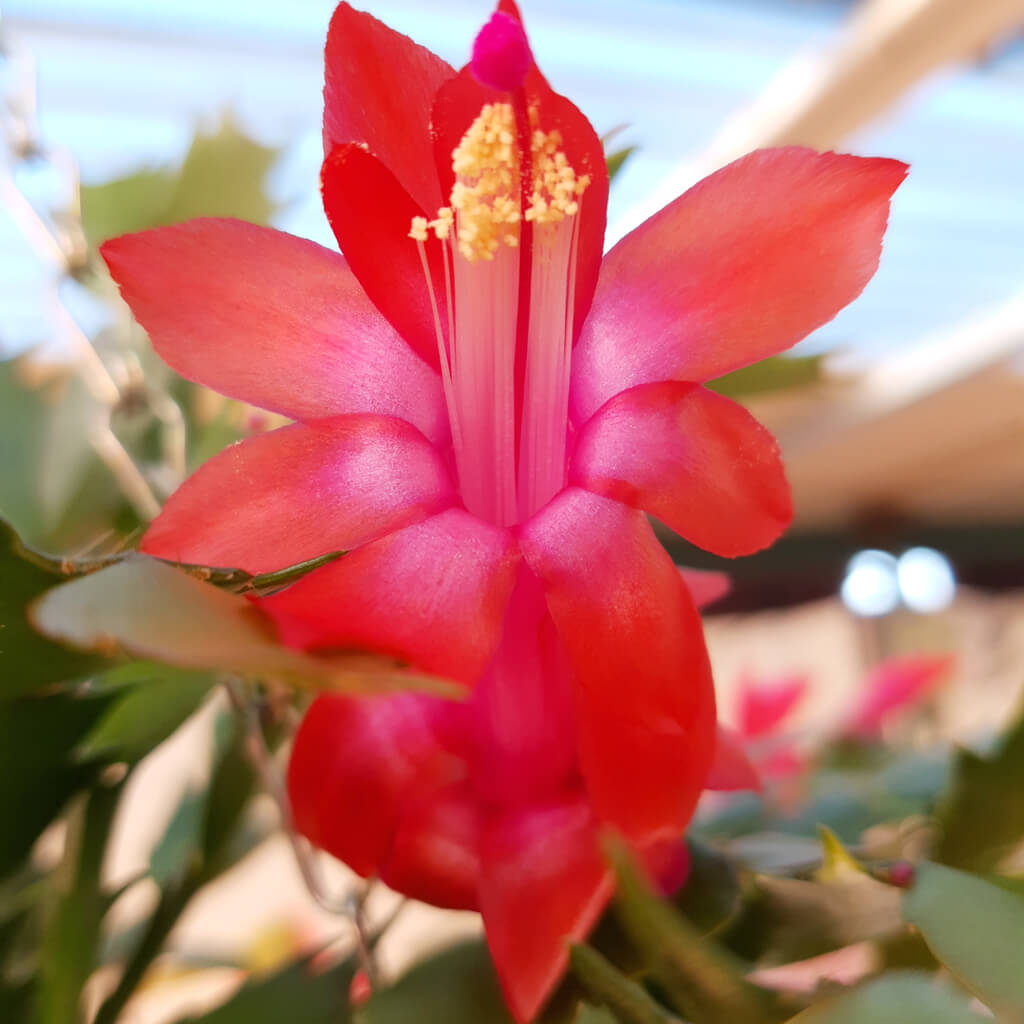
[2,1,1023,1021]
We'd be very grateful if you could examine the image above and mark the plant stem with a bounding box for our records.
[92,871,199,1024]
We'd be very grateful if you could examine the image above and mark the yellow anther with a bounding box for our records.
[446,102,522,262]
[524,124,590,226]
[408,104,591,257]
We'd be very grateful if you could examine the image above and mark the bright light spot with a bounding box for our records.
[897,546,956,613]
[840,549,900,617]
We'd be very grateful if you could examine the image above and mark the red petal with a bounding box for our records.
[736,673,808,738]
[379,780,481,911]
[572,381,792,557]
[572,148,908,422]
[479,798,612,1023]
[101,219,447,443]
[323,2,454,214]
[142,416,453,574]
[465,564,576,807]
[321,145,446,372]
[679,567,731,610]
[287,693,462,880]
[262,509,521,686]
[706,725,762,792]
[845,653,953,739]
[520,488,716,842]
[497,0,525,21]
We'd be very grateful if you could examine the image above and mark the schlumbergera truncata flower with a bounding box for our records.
[100,2,905,1018]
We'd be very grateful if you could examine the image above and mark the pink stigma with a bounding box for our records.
[471,12,531,92]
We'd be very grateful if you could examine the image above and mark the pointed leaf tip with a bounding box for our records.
[815,826,866,883]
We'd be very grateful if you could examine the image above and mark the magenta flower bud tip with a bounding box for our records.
[886,861,916,888]
[471,11,531,92]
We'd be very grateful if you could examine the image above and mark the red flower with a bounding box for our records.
[99,2,905,1017]
[288,565,720,1020]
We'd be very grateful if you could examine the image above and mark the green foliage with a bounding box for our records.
[903,862,1024,1018]
[177,957,355,1023]
[577,1008,619,1024]
[2,119,305,1024]
[150,786,209,889]
[80,115,283,245]
[935,701,1024,871]
[605,839,774,1024]
[672,838,743,936]
[36,782,123,1023]
[0,360,113,549]
[361,940,513,1024]
[697,748,953,850]
[79,664,216,765]
[724,870,902,967]
[709,355,825,400]
[606,147,636,182]
[601,125,636,184]
[31,554,453,695]
[569,944,681,1024]
[0,692,116,877]
[785,972,983,1024]
[0,519,108,696]
[91,714,275,1024]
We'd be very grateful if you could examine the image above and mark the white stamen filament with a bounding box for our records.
[451,233,520,525]
[409,103,587,527]
[414,237,464,469]
[518,209,580,520]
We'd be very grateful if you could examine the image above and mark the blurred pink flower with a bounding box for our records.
[843,653,954,740]
[716,654,954,794]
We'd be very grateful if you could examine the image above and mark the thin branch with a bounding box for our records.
[221,678,386,987]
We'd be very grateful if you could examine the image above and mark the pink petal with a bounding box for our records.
[759,746,808,780]
[101,219,447,443]
[736,672,809,738]
[845,653,954,739]
[479,798,612,1023]
[706,725,762,792]
[520,488,717,842]
[262,509,521,686]
[571,148,908,422]
[142,416,454,574]
[287,693,462,880]
[379,780,481,911]
[572,381,792,557]
[679,567,731,610]
[321,144,446,373]
[323,2,454,215]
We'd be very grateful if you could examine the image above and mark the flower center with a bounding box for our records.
[410,102,589,527]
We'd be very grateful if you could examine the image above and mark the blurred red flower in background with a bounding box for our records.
[716,654,955,797]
